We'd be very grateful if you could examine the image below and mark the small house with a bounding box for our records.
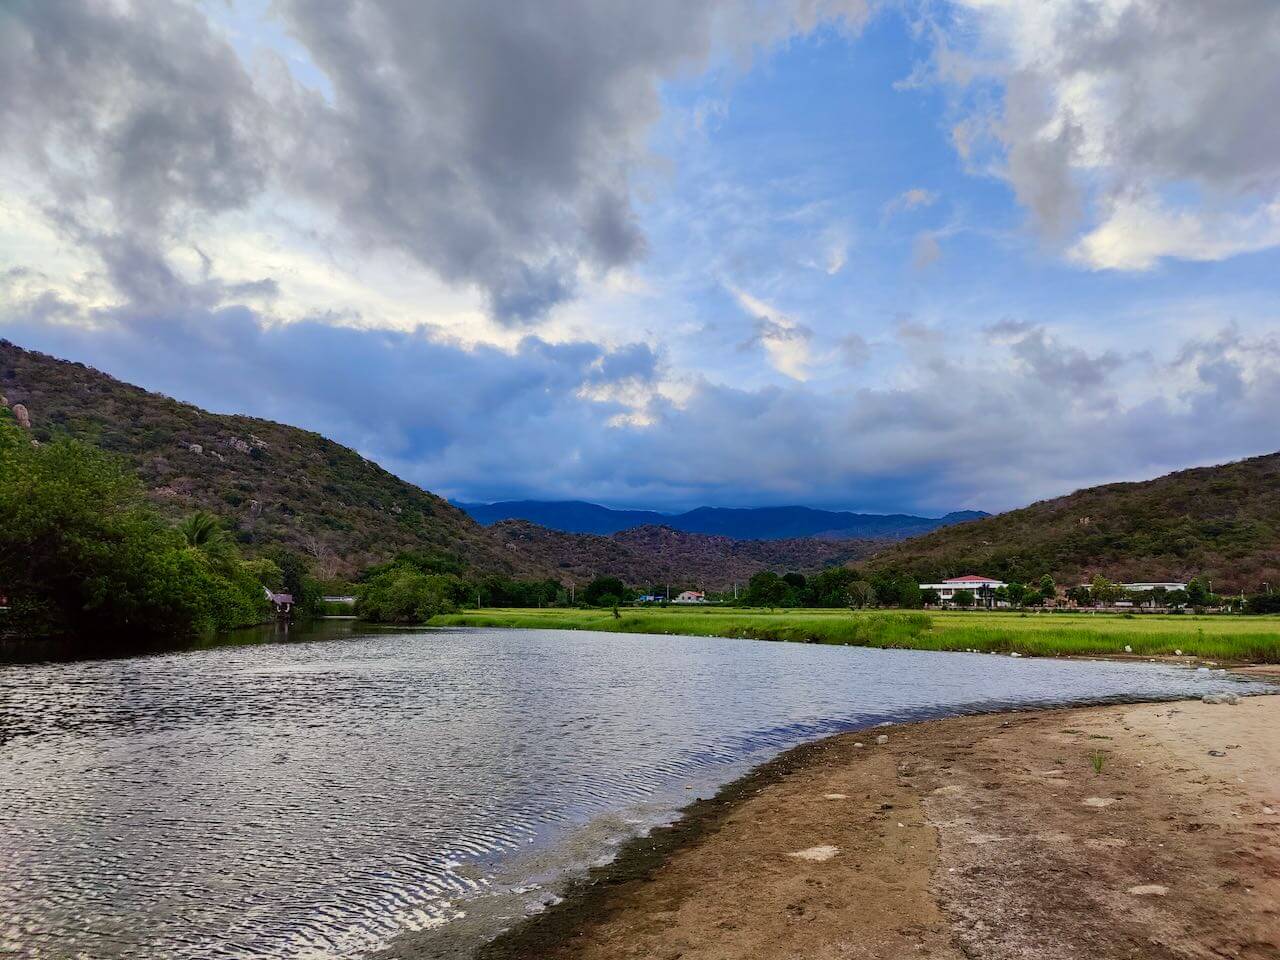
[672,590,707,604]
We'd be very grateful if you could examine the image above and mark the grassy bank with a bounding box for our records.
[428,607,1280,662]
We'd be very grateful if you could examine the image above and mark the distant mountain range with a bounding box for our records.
[458,499,988,541]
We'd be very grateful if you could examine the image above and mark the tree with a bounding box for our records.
[951,589,975,608]
[745,571,789,609]
[1038,574,1056,602]
[1186,577,1212,607]
[1006,581,1027,607]
[1090,575,1123,606]
[0,414,268,641]
[584,576,627,606]
[920,587,941,607]
[356,564,466,623]
[848,580,877,609]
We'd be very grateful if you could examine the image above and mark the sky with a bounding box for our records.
[2,0,1279,515]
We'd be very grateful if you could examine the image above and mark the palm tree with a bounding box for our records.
[177,511,237,572]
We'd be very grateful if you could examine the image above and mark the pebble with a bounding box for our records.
[853,742,864,749]
[1175,649,1183,656]
[875,734,889,745]
[1208,750,1227,757]
[1082,797,1116,808]
[1263,806,1275,815]
[1127,884,1169,897]
[1202,693,1240,705]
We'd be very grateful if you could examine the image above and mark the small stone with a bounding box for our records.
[11,403,30,429]
[1127,884,1168,896]
[1010,652,1022,658]
[853,742,864,748]
[1208,750,1227,757]
[1263,806,1275,815]
[1082,797,1116,808]
[788,845,838,862]
[1175,649,1183,656]
[823,793,848,800]
[875,734,889,745]
[188,443,203,455]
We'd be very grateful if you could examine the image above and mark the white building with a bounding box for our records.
[1119,582,1188,592]
[918,575,1007,604]
[673,590,707,604]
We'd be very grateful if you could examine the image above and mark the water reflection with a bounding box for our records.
[0,625,1270,959]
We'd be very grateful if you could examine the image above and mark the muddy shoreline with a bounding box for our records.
[466,692,1280,960]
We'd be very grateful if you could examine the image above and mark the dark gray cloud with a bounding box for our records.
[0,0,874,322]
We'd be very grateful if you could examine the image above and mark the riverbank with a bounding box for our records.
[475,693,1280,960]
[430,607,1280,662]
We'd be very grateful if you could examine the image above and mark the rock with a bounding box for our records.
[875,734,889,745]
[1127,884,1168,897]
[1207,749,1227,757]
[787,845,838,862]
[1082,797,1116,808]
[188,443,203,455]
[853,742,864,748]
[1202,693,1240,705]
[1263,806,1275,815]
[1124,645,1133,653]
[1010,652,1022,658]
[11,403,30,429]
[823,793,848,800]
[1175,649,1183,656]
[229,438,251,454]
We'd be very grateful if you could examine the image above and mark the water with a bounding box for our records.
[0,624,1270,959]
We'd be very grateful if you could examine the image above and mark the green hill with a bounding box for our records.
[0,339,544,580]
[865,454,1280,593]
[0,340,872,587]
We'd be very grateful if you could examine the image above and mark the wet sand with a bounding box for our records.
[479,694,1280,960]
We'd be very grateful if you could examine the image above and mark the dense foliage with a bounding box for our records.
[0,413,275,641]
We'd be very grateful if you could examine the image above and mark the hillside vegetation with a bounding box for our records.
[491,521,877,591]
[0,340,544,579]
[865,454,1280,593]
[0,341,872,587]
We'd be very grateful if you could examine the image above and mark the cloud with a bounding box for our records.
[912,231,942,269]
[0,0,879,324]
[882,187,938,219]
[937,0,1280,268]
[6,272,1280,514]
[732,289,816,380]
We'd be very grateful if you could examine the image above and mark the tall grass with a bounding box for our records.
[428,607,1280,662]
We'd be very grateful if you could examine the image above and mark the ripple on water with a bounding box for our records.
[0,627,1270,959]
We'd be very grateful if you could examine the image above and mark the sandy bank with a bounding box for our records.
[480,694,1280,960]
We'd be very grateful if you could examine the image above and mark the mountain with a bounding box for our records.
[460,500,987,540]
[489,522,879,591]
[865,454,1280,593]
[0,340,874,587]
[0,340,547,580]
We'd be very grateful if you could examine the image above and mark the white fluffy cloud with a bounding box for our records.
[942,0,1280,269]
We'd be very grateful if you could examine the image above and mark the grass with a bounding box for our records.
[428,606,1280,662]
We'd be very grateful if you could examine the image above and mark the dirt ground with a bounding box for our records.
[484,695,1280,960]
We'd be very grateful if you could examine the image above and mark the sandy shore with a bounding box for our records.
[480,694,1280,960]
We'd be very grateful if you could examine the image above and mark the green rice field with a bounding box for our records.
[429,606,1280,662]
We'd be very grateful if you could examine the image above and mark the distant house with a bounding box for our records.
[1119,582,1188,593]
[635,594,663,603]
[673,590,707,604]
[263,586,294,616]
[919,575,1006,606]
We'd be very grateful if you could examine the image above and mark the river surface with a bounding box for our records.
[0,623,1270,959]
